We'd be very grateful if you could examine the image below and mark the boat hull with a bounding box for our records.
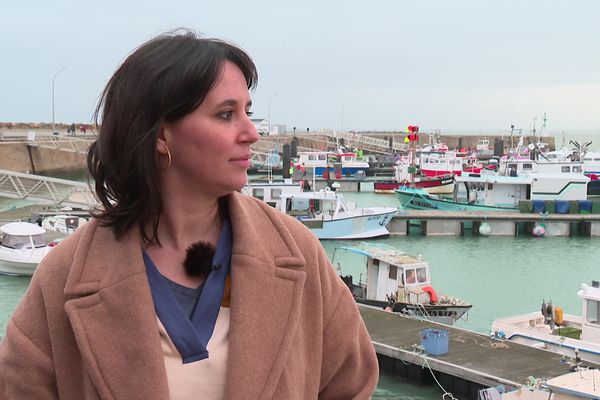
[299,208,397,239]
[374,176,455,195]
[0,259,39,276]
[353,297,471,325]
[0,246,50,276]
[395,188,516,212]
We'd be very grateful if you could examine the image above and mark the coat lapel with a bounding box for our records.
[226,193,307,399]
[63,221,169,400]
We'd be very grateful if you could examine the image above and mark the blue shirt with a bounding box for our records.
[143,219,232,363]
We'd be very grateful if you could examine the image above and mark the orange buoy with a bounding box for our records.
[422,285,438,303]
[555,306,564,325]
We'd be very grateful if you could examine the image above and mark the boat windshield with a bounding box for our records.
[404,266,428,285]
[1,233,46,249]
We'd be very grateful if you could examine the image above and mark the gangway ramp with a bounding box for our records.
[0,169,95,208]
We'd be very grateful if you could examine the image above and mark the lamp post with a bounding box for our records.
[51,67,68,133]
[267,93,279,135]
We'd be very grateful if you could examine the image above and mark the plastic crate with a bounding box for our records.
[555,200,569,214]
[578,200,592,214]
[569,200,579,214]
[420,328,448,355]
[532,200,546,213]
[518,200,532,213]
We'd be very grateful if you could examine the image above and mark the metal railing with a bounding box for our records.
[0,169,95,208]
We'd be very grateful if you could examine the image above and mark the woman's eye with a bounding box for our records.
[219,111,233,120]
[246,111,254,117]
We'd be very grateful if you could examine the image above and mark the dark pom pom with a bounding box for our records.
[184,241,216,278]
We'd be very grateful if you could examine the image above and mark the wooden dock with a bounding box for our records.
[388,210,600,236]
[359,305,600,398]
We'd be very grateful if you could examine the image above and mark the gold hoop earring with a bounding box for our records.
[161,146,172,171]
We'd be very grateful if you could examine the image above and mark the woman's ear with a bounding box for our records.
[156,123,169,155]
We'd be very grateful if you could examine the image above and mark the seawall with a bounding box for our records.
[0,142,87,174]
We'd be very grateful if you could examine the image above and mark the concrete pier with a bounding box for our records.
[359,305,600,399]
[389,210,600,237]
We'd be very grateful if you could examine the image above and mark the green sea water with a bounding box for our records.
[1,190,598,399]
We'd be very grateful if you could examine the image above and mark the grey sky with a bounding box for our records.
[2,0,599,134]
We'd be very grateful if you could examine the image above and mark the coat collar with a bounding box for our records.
[63,192,307,399]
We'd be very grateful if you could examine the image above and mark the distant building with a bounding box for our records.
[272,124,287,135]
[251,118,269,135]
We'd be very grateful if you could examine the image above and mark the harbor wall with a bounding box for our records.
[0,142,86,174]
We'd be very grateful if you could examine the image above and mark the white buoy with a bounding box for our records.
[532,224,546,237]
[478,222,492,236]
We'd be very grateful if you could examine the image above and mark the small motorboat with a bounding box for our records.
[0,222,52,276]
[332,242,472,325]
[278,189,398,239]
[491,281,600,365]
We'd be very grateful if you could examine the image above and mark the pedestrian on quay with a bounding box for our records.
[0,29,378,399]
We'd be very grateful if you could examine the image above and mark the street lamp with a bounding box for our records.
[51,67,68,133]
[267,93,279,135]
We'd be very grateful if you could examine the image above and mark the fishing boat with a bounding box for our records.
[396,170,589,212]
[332,242,472,325]
[491,281,600,365]
[419,150,483,177]
[480,368,600,399]
[0,222,52,276]
[374,162,455,195]
[278,189,397,239]
[296,151,370,177]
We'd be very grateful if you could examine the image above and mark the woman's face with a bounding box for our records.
[161,61,259,199]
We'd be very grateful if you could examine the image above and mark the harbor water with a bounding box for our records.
[1,191,598,399]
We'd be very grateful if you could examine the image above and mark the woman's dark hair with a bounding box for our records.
[87,29,257,243]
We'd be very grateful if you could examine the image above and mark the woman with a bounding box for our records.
[0,30,378,399]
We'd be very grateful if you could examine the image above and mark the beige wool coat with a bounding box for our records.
[0,192,378,399]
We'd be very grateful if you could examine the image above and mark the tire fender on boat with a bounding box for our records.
[422,285,438,303]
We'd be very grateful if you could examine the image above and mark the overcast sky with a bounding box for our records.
[2,0,599,134]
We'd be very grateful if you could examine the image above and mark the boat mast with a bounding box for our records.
[407,125,419,188]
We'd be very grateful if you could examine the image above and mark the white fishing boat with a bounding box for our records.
[41,214,88,234]
[0,222,52,276]
[480,368,600,399]
[491,281,600,365]
[397,170,589,212]
[278,189,397,239]
[332,242,472,325]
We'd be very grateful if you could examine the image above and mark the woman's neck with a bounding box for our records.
[157,197,222,250]
[144,196,224,288]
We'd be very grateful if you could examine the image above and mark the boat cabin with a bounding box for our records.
[501,158,585,177]
[455,170,589,207]
[0,222,47,249]
[578,281,600,344]
[278,189,354,229]
[336,245,432,304]
[241,179,302,207]
[296,151,369,176]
